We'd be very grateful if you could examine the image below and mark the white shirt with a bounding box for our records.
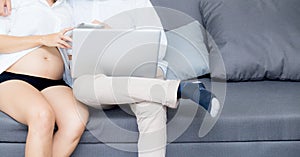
[68,0,168,74]
[68,0,153,24]
[0,0,73,85]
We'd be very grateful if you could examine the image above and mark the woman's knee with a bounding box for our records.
[27,106,55,134]
[58,121,86,142]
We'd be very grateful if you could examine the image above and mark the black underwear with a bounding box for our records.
[0,71,69,91]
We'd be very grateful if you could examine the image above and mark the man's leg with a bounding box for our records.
[130,102,167,157]
[73,74,221,117]
[73,74,180,108]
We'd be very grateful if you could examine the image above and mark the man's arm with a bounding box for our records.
[0,0,11,16]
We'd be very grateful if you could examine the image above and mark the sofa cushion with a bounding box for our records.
[151,0,203,25]
[85,80,300,143]
[164,21,210,80]
[1,80,299,143]
[200,0,300,81]
[197,79,300,142]
[0,112,27,143]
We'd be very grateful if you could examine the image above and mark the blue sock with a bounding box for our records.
[177,81,216,112]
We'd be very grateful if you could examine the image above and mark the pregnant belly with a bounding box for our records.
[6,46,65,80]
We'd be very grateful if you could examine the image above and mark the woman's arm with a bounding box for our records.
[0,28,73,54]
[0,35,43,53]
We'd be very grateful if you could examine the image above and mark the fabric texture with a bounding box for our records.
[73,74,180,109]
[129,102,167,157]
[2,79,300,143]
[3,142,300,157]
[0,72,68,91]
[151,0,203,25]
[164,21,209,80]
[1,0,300,157]
[200,0,300,81]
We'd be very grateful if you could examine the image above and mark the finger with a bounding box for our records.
[57,43,67,49]
[56,42,68,49]
[61,27,74,35]
[5,0,11,14]
[58,40,71,49]
[61,35,72,42]
[91,20,102,24]
[104,23,112,29]
[59,41,71,48]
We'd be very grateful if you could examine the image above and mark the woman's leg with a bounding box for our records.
[0,80,55,157]
[73,74,180,108]
[41,86,89,157]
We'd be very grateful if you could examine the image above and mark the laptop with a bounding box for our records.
[71,28,161,79]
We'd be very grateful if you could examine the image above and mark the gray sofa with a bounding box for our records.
[1,0,300,157]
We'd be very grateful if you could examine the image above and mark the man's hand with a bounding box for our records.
[0,0,11,17]
[92,20,112,29]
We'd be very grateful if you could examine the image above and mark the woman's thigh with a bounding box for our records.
[41,86,89,129]
[0,80,53,125]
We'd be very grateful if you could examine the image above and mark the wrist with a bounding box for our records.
[35,35,45,46]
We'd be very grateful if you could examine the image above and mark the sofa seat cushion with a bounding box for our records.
[0,112,27,143]
[197,79,300,142]
[0,80,299,143]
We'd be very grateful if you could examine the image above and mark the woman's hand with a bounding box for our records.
[40,27,73,49]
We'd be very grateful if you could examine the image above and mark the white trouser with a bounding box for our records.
[130,102,167,157]
[73,74,180,157]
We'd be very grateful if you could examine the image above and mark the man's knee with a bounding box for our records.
[73,75,99,107]
[130,102,167,132]
[131,103,166,118]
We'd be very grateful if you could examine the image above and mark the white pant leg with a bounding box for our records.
[130,102,167,157]
[73,72,174,157]
[73,74,180,108]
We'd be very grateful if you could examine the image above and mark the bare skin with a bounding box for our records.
[92,19,112,29]
[0,0,11,16]
[0,0,89,157]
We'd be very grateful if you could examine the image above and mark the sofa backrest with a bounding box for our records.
[151,0,202,23]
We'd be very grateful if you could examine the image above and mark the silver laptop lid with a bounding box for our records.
[72,29,161,79]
